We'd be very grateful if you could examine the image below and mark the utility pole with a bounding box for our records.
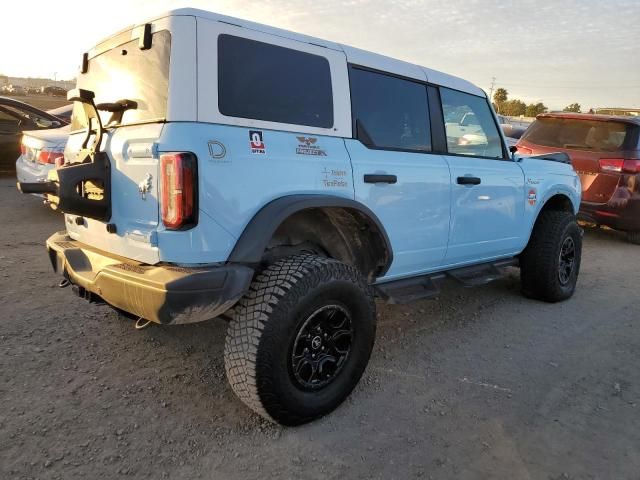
[489,77,496,103]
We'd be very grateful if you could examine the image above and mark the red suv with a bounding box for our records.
[517,113,640,244]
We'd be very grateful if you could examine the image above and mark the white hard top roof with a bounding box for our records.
[139,8,486,98]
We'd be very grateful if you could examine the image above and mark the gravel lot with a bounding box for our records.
[1,177,638,480]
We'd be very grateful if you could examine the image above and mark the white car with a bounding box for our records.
[15,125,69,189]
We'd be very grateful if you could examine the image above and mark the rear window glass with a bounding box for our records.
[218,35,333,128]
[71,30,171,130]
[522,118,637,152]
[349,67,431,152]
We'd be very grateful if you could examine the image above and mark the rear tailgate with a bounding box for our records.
[64,124,162,263]
[61,14,196,265]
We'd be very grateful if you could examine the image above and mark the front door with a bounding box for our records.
[439,87,525,265]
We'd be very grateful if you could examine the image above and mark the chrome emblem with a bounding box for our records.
[138,173,153,200]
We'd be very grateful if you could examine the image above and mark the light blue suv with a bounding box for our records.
[18,9,582,425]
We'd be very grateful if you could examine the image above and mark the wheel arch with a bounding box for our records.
[227,195,393,281]
[523,192,577,249]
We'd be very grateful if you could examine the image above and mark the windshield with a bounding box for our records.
[522,117,638,152]
[71,30,171,130]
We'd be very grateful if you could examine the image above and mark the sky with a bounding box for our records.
[1,0,638,110]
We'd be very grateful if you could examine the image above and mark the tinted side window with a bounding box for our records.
[440,88,504,159]
[218,35,333,128]
[350,67,431,152]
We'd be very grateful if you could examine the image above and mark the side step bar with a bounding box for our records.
[375,258,519,304]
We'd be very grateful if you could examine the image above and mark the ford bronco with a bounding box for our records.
[18,9,582,425]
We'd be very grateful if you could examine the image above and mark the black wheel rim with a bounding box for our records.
[290,304,354,391]
[558,236,576,285]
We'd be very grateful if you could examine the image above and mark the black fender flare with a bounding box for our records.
[228,195,393,276]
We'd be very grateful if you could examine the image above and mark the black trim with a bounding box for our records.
[228,195,394,276]
[139,23,153,50]
[427,86,447,153]
[364,174,397,184]
[457,176,482,185]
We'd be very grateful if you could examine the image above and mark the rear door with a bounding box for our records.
[63,15,196,264]
[439,87,526,265]
[346,66,451,280]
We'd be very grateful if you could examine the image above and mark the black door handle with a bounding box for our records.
[364,174,397,184]
[457,176,481,185]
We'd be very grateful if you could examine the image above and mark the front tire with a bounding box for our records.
[224,254,376,425]
[520,210,582,302]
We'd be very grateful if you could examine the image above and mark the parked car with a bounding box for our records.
[3,85,27,96]
[19,8,582,425]
[0,96,66,174]
[15,125,69,189]
[517,112,640,244]
[496,114,527,141]
[42,86,67,97]
[47,104,72,124]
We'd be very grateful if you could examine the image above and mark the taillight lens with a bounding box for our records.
[20,144,27,155]
[37,147,64,165]
[160,152,197,230]
[622,159,640,173]
[599,158,640,173]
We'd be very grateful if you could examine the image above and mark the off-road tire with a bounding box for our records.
[627,231,640,245]
[224,254,376,426]
[520,210,582,302]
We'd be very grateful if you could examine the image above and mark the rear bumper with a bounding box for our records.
[579,201,640,232]
[46,231,254,324]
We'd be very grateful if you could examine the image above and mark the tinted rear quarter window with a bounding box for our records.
[522,118,638,152]
[218,35,333,128]
[349,67,431,152]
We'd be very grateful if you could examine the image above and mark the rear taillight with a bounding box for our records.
[622,159,640,173]
[160,152,197,230]
[20,144,27,155]
[37,147,64,165]
[599,158,624,172]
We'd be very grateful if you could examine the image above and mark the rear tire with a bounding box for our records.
[520,210,582,302]
[627,231,640,245]
[224,254,376,426]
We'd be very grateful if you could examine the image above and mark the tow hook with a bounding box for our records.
[59,279,70,288]
[135,317,153,330]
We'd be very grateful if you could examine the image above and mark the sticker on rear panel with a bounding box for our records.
[528,188,537,206]
[249,130,266,155]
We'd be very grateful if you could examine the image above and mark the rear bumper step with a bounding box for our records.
[46,231,254,324]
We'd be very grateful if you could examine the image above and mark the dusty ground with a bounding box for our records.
[1,177,638,480]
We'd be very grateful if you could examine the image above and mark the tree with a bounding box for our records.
[493,88,508,113]
[563,103,581,113]
[525,102,548,117]
[502,99,527,116]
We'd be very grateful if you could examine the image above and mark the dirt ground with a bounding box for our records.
[1,177,638,480]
